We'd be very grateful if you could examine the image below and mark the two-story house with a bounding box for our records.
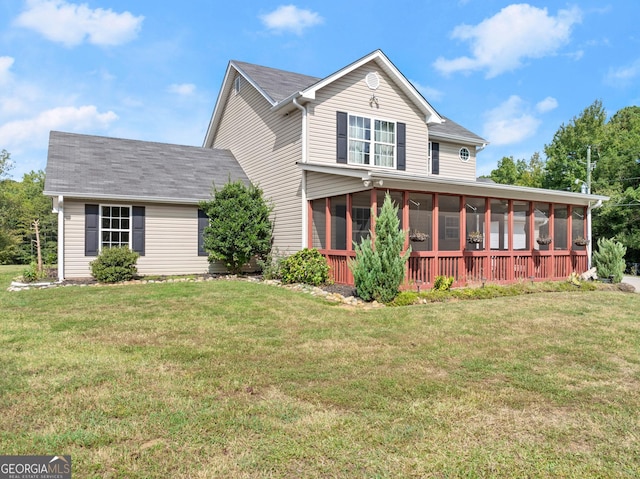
[44,50,607,285]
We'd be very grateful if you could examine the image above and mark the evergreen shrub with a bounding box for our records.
[199,180,273,274]
[593,237,626,283]
[349,193,410,303]
[280,248,331,286]
[90,246,139,283]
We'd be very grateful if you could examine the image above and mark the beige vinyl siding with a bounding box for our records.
[306,172,364,200]
[306,61,476,181]
[63,200,221,279]
[213,75,303,253]
[436,141,477,181]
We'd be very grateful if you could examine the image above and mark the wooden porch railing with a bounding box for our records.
[321,250,588,287]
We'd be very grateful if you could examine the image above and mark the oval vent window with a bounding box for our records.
[365,72,380,90]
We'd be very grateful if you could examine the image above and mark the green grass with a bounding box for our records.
[1,265,640,478]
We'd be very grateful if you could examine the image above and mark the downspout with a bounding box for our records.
[587,199,603,269]
[53,195,64,282]
[292,96,308,249]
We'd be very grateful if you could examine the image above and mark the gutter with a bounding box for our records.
[292,96,309,249]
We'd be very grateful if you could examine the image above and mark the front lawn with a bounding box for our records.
[1,265,639,478]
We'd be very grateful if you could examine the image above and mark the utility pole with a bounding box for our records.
[586,145,592,194]
[586,145,593,269]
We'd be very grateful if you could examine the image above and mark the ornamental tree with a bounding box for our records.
[350,193,410,303]
[199,180,273,274]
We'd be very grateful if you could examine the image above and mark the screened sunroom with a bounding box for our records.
[305,176,607,287]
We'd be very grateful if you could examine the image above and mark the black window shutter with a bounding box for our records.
[198,209,208,256]
[336,111,348,164]
[396,122,406,171]
[85,204,99,256]
[132,206,145,256]
[432,142,440,175]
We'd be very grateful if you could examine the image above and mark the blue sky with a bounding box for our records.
[1,0,639,180]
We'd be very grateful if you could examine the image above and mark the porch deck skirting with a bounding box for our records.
[322,249,588,287]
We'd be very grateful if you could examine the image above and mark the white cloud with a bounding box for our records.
[260,5,323,35]
[168,83,196,96]
[0,56,14,84]
[536,96,558,113]
[410,79,444,102]
[15,0,144,47]
[483,95,540,145]
[0,105,117,147]
[605,59,640,87]
[434,4,582,78]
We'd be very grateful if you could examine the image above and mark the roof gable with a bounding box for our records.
[204,50,485,148]
[232,60,320,104]
[44,131,249,203]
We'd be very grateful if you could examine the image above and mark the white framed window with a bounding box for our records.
[459,147,470,162]
[100,205,131,249]
[348,114,395,168]
[428,141,432,175]
[234,76,242,94]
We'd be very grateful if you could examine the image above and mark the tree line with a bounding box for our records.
[486,101,640,265]
[0,150,57,265]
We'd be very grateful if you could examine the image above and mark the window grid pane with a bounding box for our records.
[348,115,394,167]
[101,205,132,249]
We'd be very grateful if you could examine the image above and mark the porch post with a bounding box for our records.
[432,194,439,253]
[325,197,331,250]
[307,200,313,249]
[346,193,353,250]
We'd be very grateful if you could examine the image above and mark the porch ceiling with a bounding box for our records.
[299,162,609,206]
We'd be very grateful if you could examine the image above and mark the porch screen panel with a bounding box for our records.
[376,190,404,229]
[465,197,485,251]
[490,199,508,250]
[438,195,460,251]
[352,191,371,245]
[331,195,347,250]
[572,206,586,250]
[513,201,530,250]
[554,205,568,250]
[534,203,550,251]
[311,199,326,249]
[409,193,432,252]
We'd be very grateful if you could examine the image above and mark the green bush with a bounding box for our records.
[389,291,418,306]
[256,248,284,280]
[90,247,139,283]
[433,275,454,291]
[593,237,627,283]
[21,262,40,283]
[280,248,331,286]
[199,180,273,274]
[349,193,410,303]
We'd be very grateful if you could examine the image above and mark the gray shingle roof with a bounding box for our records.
[232,60,320,104]
[44,131,249,203]
[429,116,487,145]
[233,59,486,144]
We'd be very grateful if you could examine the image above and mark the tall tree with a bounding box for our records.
[488,153,545,187]
[590,106,640,264]
[489,156,518,184]
[0,150,15,256]
[543,100,607,191]
[0,149,12,178]
[0,170,57,264]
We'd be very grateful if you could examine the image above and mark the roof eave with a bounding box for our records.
[429,131,488,146]
[298,162,609,205]
[43,191,208,205]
